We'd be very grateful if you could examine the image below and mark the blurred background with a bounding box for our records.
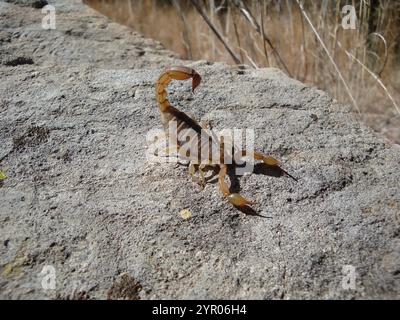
[84,0,400,143]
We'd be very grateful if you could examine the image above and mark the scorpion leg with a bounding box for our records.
[241,150,297,181]
[219,164,255,207]
[189,163,209,189]
[200,119,212,130]
[241,150,279,166]
[189,163,199,182]
[189,162,201,185]
[198,164,208,187]
[160,144,190,165]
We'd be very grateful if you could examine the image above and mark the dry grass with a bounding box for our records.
[84,0,400,140]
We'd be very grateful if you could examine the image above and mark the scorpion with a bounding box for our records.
[155,66,296,208]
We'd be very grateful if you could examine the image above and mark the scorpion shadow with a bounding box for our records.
[190,162,297,218]
[228,162,296,217]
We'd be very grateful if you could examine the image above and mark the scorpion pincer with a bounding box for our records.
[155,66,296,208]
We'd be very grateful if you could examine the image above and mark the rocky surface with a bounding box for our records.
[0,0,399,299]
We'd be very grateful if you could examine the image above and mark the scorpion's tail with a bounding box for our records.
[156,66,201,113]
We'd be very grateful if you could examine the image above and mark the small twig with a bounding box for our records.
[172,0,193,60]
[190,0,241,65]
[232,13,244,64]
[238,47,259,69]
[297,1,308,82]
[368,32,389,77]
[332,34,399,116]
[258,0,270,67]
[232,0,291,76]
[296,0,360,114]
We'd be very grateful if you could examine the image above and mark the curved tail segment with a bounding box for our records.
[155,66,204,162]
[156,66,201,112]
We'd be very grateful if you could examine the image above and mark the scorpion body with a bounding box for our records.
[155,66,294,208]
